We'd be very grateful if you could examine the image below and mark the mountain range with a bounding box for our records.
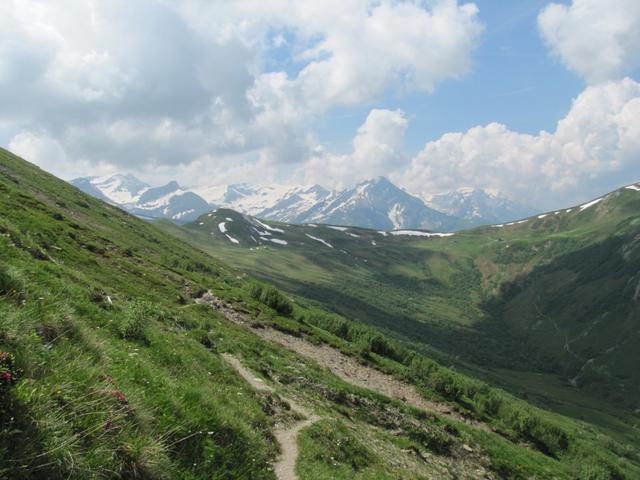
[71,174,538,230]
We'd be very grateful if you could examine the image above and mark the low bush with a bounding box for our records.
[576,459,624,480]
[303,420,374,471]
[0,351,19,390]
[248,283,293,316]
[503,405,569,457]
[0,263,22,297]
[117,300,166,341]
[477,390,504,416]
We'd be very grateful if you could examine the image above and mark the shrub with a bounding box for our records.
[263,286,293,316]
[117,300,165,341]
[306,312,352,340]
[478,391,504,416]
[577,460,624,480]
[249,283,293,316]
[409,357,438,380]
[248,282,263,300]
[429,370,464,402]
[355,339,372,359]
[0,351,19,390]
[407,425,454,455]
[366,333,399,360]
[305,420,373,471]
[505,405,569,457]
[0,263,22,297]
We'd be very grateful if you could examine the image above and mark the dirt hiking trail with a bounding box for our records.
[200,292,488,429]
[222,354,319,480]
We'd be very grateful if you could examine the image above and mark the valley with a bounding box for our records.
[0,151,640,480]
[158,185,640,446]
[4,1,640,478]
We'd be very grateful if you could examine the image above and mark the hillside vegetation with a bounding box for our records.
[162,182,640,446]
[1,147,639,479]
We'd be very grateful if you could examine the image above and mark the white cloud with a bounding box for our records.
[0,0,482,181]
[8,131,115,179]
[538,0,640,83]
[280,0,482,108]
[400,78,640,209]
[298,109,408,188]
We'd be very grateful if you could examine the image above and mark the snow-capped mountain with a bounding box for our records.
[191,183,330,219]
[129,181,211,222]
[70,174,536,230]
[423,188,539,224]
[259,185,334,223]
[71,174,150,205]
[303,177,461,231]
[195,178,460,230]
[71,175,210,222]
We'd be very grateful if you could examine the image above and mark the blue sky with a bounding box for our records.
[316,0,585,154]
[2,0,640,209]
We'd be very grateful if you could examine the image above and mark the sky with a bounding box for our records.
[1,0,640,210]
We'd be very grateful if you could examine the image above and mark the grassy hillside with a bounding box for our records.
[161,185,640,445]
[2,147,640,479]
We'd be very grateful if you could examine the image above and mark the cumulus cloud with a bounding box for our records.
[298,109,409,189]
[0,0,482,181]
[8,131,117,180]
[269,0,482,108]
[538,0,640,83]
[400,78,640,209]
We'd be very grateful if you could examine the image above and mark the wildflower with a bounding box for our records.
[111,390,127,403]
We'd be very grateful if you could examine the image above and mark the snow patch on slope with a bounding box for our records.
[225,234,239,244]
[388,203,405,229]
[579,197,603,211]
[269,238,288,245]
[253,218,285,233]
[390,230,454,237]
[305,234,333,248]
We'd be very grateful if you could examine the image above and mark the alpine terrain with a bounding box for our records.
[72,174,534,230]
[2,147,639,479]
[161,178,640,451]
[4,1,640,479]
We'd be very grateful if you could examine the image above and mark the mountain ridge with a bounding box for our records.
[162,179,640,444]
[72,173,535,230]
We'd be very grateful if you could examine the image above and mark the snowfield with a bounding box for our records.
[305,234,333,248]
[579,198,603,211]
[253,218,285,233]
[390,230,454,237]
[269,238,288,245]
[225,234,239,244]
